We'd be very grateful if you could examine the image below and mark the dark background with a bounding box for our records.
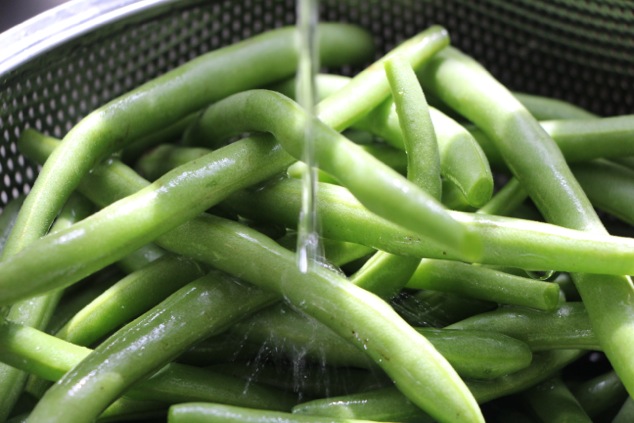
[0,0,71,33]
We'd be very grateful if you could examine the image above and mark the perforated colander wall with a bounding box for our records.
[1,0,633,208]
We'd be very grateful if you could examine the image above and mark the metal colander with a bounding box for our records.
[0,0,633,208]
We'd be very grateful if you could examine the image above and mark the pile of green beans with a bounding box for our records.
[1,20,634,423]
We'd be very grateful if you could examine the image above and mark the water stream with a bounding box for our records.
[295,0,322,273]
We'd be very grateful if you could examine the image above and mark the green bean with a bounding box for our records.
[521,376,592,423]
[3,26,456,304]
[361,103,493,207]
[314,26,449,132]
[275,73,493,207]
[55,253,206,346]
[470,115,634,169]
[26,271,279,422]
[418,328,531,379]
[0,194,94,420]
[293,350,581,421]
[226,177,634,275]
[384,55,441,198]
[169,403,387,423]
[183,89,479,261]
[406,259,560,311]
[222,303,531,379]
[19,132,484,421]
[156,217,483,422]
[346,55,442,300]
[447,303,598,351]
[571,370,628,418]
[19,113,480,420]
[4,23,373,256]
[420,46,634,397]
[2,131,292,304]
[0,318,297,415]
[0,318,91,382]
[513,92,597,120]
[571,159,634,226]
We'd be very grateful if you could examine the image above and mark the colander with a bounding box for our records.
[1,0,633,208]
[1,1,634,421]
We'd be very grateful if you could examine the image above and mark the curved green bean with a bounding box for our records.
[4,23,373,256]
[3,25,456,305]
[345,54,442,301]
[275,73,493,207]
[183,89,479,261]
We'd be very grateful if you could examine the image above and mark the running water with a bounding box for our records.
[295,0,322,273]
